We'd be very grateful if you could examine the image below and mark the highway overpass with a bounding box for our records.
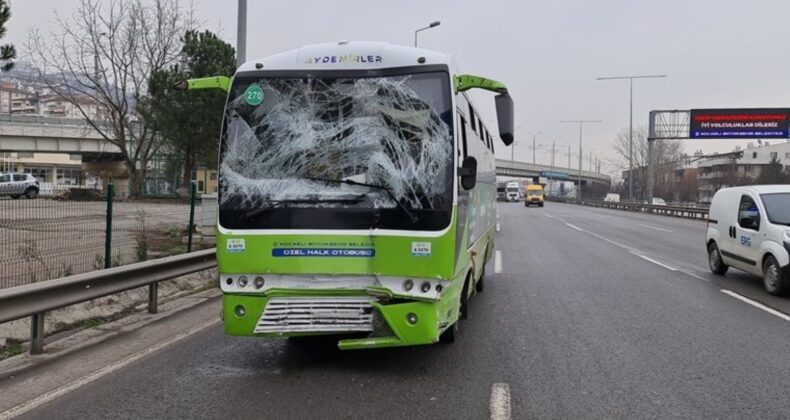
[495,158,611,188]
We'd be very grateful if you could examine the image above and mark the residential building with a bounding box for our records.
[696,141,790,203]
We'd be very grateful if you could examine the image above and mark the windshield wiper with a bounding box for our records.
[241,197,364,221]
[305,176,419,223]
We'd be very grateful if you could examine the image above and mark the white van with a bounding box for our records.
[604,193,620,203]
[706,185,790,295]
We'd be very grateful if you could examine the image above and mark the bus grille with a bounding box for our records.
[254,297,375,334]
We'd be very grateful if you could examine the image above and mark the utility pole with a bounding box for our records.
[237,0,247,66]
[596,74,667,202]
[561,120,602,201]
[527,131,542,165]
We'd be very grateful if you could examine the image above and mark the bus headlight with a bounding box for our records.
[254,276,265,289]
[403,279,414,291]
[238,276,248,288]
[420,281,431,293]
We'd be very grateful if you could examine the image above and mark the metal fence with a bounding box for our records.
[549,197,710,220]
[0,183,202,289]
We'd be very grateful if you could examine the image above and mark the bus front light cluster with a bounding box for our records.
[403,279,414,292]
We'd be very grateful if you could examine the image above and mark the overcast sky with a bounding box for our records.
[6,0,790,178]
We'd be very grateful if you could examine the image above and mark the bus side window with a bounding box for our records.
[459,114,469,158]
[478,119,484,138]
[468,105,476,133]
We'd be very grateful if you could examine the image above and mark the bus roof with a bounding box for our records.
[237,41,454,73]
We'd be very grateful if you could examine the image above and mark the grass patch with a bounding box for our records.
[72,317,106,329]
[0,340,25,360]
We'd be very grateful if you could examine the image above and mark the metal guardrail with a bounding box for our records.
[0,248,216,354]
[552,198,710,220]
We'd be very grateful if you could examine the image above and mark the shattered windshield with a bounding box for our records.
[219,68,454,230]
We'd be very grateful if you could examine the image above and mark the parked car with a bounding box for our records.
[706,185,790,295]
[651,197,667,206]
[0,172,40,199]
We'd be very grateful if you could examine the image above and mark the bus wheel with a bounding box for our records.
[440,320,458,343]
[459,275,471,320]
[476,264,485,293]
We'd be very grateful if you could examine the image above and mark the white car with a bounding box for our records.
[706,185,790,295]
[651,197,667,206]
[0,172,40,199]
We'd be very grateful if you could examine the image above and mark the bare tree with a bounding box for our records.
[610,126,683,200]
[27,0,190,196]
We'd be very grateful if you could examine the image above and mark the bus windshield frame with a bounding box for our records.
[218,65,455,231]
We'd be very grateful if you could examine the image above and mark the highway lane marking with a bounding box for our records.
[721,290,790,322]
[681,270,710,282]
[630,251,677,271]
[489,382,512,420]
[496,223,501,232]
[564,222,584,232]
[639,223,672,233]
[494,250,503,274]
[0,318,220,420]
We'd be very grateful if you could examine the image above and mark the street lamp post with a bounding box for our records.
[561,120,602,201]
[414,21,441,47]
[596,74,666,202]
[237,0,247,66]
[548,137,562,197]
[527,131,542,165]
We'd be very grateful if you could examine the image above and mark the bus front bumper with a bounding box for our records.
[221,292,449,350]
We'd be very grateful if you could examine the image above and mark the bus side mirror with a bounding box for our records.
[495,93,514,146]
[459,156,478,190]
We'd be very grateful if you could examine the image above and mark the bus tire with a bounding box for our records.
[476,264,485,293]
[440,320,458,343]
[459,274,471,320]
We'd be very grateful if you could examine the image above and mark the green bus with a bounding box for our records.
[182,41,514,349]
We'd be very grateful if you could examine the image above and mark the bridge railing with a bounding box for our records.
[550,197,710,220]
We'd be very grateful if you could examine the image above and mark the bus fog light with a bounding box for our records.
[225,277,233,286]
[238,276,248,288]
[403,279,414,291]
[254,276,265,289]
[406,313,418,325]
[234,305,246,317]
[420,282,431,293]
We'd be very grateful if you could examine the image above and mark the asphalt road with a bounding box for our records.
[10,202,790,419]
